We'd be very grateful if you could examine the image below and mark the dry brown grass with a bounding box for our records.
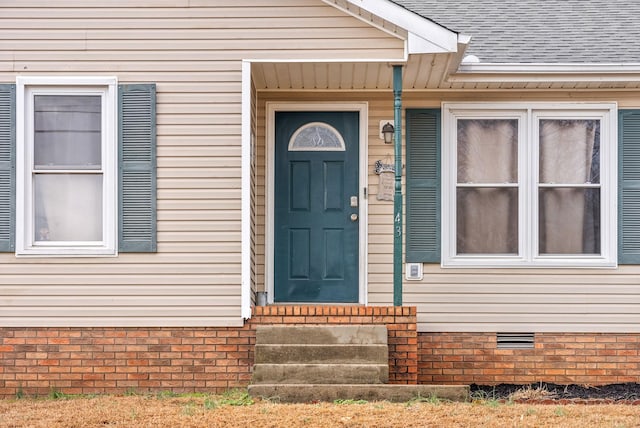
[1,391,640,428]
[506,384,557,402]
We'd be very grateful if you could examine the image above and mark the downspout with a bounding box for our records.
[393,65,403,306]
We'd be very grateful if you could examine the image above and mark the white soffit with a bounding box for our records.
[323,0,459,54]
[449,63,640,88]
[252,55,456,91]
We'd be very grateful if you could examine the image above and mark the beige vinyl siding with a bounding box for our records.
[403,265,640,333]
[0,0,405,326]
[257,90,640,333]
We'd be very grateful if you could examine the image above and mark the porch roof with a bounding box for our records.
[251,0,640,91]
[251,51,462,91]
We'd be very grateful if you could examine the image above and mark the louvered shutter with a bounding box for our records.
[406,109,440,262]
[0,85,15,252]
[619,110,640,263]
[118,84,157,252]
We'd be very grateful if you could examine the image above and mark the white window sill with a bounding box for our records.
[16,246,117,257]
[442,256,617,269]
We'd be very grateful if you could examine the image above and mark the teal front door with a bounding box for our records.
[274,111,359,302]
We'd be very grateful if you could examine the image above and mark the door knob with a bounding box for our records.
[350,213,358,222]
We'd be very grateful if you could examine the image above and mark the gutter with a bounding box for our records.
[452,62,640,82]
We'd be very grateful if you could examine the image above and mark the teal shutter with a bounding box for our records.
[406,109,440,262]
[619,109,640,263]
[0,84,15,252]
[119,84,157,252]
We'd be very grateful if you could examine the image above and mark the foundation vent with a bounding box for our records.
[496,333,535,349]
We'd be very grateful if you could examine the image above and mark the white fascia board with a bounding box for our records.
[326,0,459,54]
[456,62,640,79]
[446,36,472,75]
[240,60,252,320]
[407,32,456,54]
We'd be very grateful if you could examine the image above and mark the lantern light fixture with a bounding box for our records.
[381,122,394,144]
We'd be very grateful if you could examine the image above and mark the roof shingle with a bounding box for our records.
[393,0,640,63]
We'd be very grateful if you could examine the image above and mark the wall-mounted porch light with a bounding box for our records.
[381,121,395,144]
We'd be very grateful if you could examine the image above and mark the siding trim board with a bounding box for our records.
[241,60,252,319]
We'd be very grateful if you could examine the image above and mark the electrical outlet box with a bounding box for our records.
[405,262,423,281]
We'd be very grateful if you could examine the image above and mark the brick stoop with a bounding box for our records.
[251,325,389,384]
[251,306,419,385]
[248,324,388,401]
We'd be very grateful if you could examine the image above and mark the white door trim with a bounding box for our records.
[265,102,369,304]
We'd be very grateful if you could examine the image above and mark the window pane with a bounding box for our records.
[34,95,102,170]
[457,119,518,183]
[539,119,600,184]
[539,188,600,255]
[457,187,518,254]
[288,122,346,151]
[34,174,103,242]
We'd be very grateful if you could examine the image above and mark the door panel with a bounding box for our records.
[290,161,311,211]
[274,111,359,302]
[323,228,344,279]
[324,161,344,211]
[289,229,310,279]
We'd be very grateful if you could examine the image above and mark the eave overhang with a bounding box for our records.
[456,63,640,79]
[446,62,640,89]
[323,0,459,55]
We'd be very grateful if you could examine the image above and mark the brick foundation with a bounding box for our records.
[5,314,638,398]
[0,306,417,398]
[419,332,640,385]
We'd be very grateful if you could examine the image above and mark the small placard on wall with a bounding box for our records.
[406,262,423,281]
[377,171,394,201]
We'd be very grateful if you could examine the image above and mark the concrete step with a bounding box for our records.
[256,325,387,345]
[254,344,388,365]
[252,363,388,384]
[248,384,470,403]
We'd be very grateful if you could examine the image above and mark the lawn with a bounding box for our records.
[1,390,640,427]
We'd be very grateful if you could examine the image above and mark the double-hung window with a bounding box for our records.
[16,77,117,256]
[442,102,617,267]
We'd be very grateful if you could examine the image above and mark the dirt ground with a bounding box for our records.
[2,391,640,428]
[472,382,640,402]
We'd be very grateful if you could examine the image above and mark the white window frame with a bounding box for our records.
[16,76,117,256]
[442,102,617,268]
